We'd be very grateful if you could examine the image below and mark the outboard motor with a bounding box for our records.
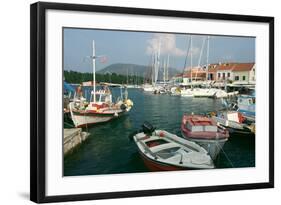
[142,121,155,135]
[128,121,155,141]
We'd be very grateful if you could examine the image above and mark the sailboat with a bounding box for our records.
[142,41,162,93]
[190,36,218,98]
[69,40,134,128]
[180,35,194,97]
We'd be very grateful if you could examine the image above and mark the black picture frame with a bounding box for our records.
[30,1,274,203]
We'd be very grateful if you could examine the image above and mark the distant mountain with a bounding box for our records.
[97,63,181,79]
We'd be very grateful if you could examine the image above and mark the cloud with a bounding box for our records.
[188,47,200,57]
[146,34,186,56]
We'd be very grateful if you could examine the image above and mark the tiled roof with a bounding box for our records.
[231,63,255,71]
[214,63,254,72]
[215,63,237,71]
[177,62,255,78]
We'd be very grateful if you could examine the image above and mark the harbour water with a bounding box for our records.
[64,88,255,176]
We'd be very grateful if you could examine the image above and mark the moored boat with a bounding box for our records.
[69,88,133,127]
[180,88,194,97]
[192,88,217,97]
[211,111,255,135]
[181,114,229,160]
[69,40,133,128]
[132,122,214,171]
[237,95,255,121]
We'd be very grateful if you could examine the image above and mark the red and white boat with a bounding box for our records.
[181,114,229,160]
[69,89,133,127]
[132,123,214,171]
[69,40,133,128]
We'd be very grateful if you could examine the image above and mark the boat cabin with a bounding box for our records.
[90,89,112,106]
[238,95,255,106]
[185,116,218,132]
[237,95,255,114]
[218,111,240,122]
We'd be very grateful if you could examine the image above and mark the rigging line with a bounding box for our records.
[195,37,206,81]
[216,142,235,168]
[182,35,192,75]
[197,37,207,67]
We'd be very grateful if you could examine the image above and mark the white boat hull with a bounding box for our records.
[134,130,214,170]
[180,89,194,97]
[181,131,227,160]
[70,113,115,127]
[193,88,217,97]
[212,116,254,134]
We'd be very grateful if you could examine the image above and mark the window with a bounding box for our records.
[227,73,230,78]
[218,73,221,78]
[222,73,225,79]
[235,76,239,81]
[242,76,246,81]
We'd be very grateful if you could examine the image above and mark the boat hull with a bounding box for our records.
[181,131,227,160]
[212,116,253,135]
[133,129,214,170]
[139,149,186,171]
[71,110,125,127]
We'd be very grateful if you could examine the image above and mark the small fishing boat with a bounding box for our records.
[132,122,214,171]
[69,40,133,128]
[69,88,133,127]
[181,114,229,160]
[211,111,255,134]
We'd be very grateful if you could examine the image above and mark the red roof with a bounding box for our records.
[207,62,254,72]
[215,63,236,71]
[231,63,255,71]
[176,63,255,78]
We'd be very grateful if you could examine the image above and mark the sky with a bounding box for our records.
[63,28,255,73]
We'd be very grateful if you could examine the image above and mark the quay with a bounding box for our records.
[64,128,90,155]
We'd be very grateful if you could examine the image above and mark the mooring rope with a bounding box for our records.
[216,142,234,168]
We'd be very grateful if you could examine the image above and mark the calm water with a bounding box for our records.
[64,88,255,176]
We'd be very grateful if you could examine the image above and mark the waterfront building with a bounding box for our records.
[176,62,255,85]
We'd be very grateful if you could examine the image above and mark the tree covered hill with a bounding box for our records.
[64,70,143,85]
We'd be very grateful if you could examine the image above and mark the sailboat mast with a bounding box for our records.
[163,59,166,83]
[92,40,96,103]
[167,54,170,82]
[206,36,210,81]
[127,68,129,85]
[155,40,161,85]
[190,35,193,83]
